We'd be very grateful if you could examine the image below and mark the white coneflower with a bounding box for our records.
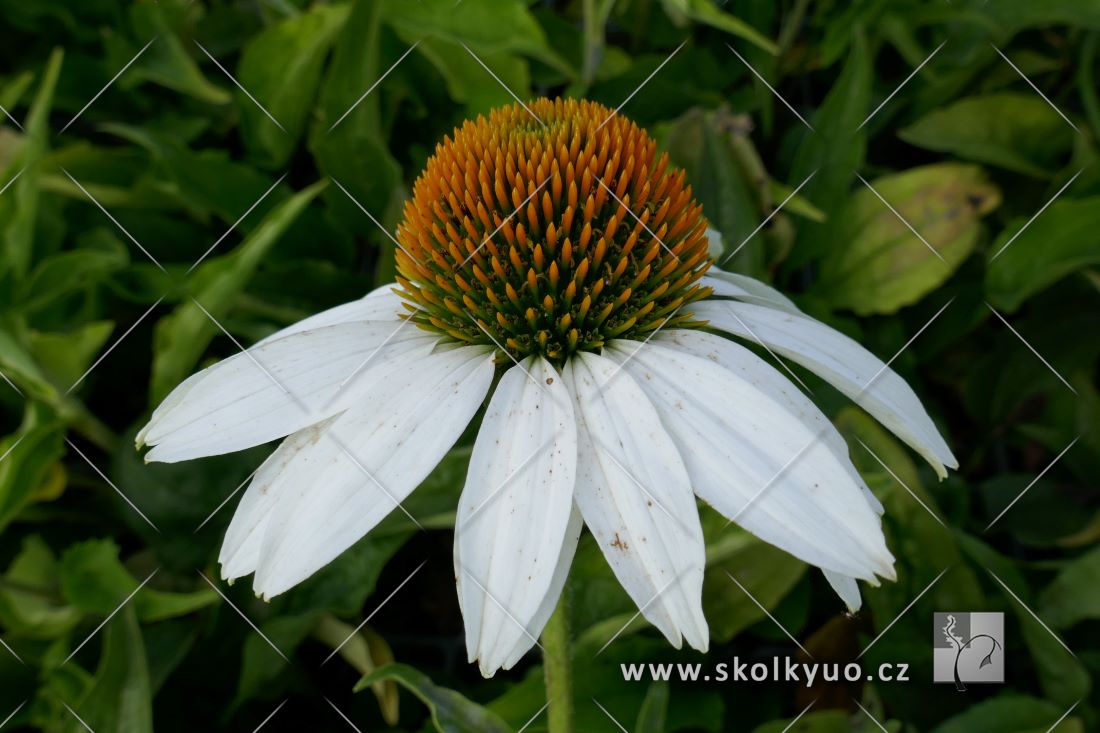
[139,98,955,676]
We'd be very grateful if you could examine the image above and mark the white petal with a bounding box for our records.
[694,300,957,477]
[455,358,577,676]
[136,286,405,448]
[823,570,862,612]
[563,351,709,652]
[606,333,893,581]
[252,344,495,597]
[218,417,338,581]
[142,322,435,462]
[701,267,801,314]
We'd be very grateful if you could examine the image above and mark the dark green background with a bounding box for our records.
[0,0,1097,731]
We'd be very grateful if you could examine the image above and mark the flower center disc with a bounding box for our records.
[395,97,713,362]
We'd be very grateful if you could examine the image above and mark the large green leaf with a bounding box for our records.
[0,48,61,280]
[900,93,1075,178]
[986,196,1100,312]
[236,4,348,168]
[813,163,1000,314]
[355,663,513,733]
[1038,546,1100,629]
[64,609,153,733]
[0,536,81,638]
[149,179,326,402]
[930,695,1083,733]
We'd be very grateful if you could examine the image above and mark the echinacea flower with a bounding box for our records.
[138,98,956,676]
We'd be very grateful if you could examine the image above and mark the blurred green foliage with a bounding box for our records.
[0,0,1097,731]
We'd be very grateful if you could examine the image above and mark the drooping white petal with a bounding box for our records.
[456,358,577,676]
[218,417,339,581]
[136,286,405,447]
[142,322,436,462]
[563,351,709,652]
[823,570,862,613]
[606,333,893,581]
[701,267,801,314]
[694,300,957,477]
[252,344,495,598]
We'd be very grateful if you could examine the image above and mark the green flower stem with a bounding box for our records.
[543,585,575,733]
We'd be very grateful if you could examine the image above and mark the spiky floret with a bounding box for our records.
[394,97,713,362]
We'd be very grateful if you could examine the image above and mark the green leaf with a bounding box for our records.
[634,681,669,733]
[986,196,1100,312]
[124,5,230,105]
[149,179,326,402]
[28,321,114,389]
[986,0,1100,35]
[789,31,871,266]
[20,231,129,312]
[702,520,807,643]
[813,163,1000,314]
[355,663,513,733]
[382,0,568,74]
[659,0,778,55]
[236,4,348,168]
[65,608,153,733]
[415,39,532,116]
[751,710,849,733]
[899,93,1074,178]
[310,0,402,239]
[930,694,1083,733]
[0,407,64,532]
[0,536,81,638]
[0,48,62,280]
[313,614,399,724]
[1038,546,1100,629]
[58,539,217,622]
